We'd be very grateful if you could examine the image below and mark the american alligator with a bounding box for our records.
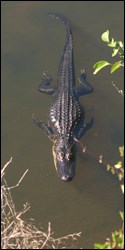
[33,13,94,181]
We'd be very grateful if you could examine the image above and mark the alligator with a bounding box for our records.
[33,13,94,181]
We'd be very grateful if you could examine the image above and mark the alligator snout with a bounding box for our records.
[61,175,73,182]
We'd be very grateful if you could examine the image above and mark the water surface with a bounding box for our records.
[1,1,124,248]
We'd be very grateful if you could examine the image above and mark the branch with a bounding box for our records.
[1,157,13,178]
[7,169,29,190]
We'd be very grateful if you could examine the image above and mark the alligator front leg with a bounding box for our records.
[38,72,56,95]
[32,114,55,141]
[75,69,93,96]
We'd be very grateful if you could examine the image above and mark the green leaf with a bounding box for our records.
[117,41,124,48]
[119,146,124,157]
[93,61,111,74]
[111,168,115,174]
[94,243,106,249]
[112,48,119,57]
[114,161,122,169]
[118,173,123,181]
[119,211,124,221]
[101,30,109,42]
[120,184,124,193]
[107,164,111,171]
[110,61,122,73]
[108,38,116,47]
[119,53,124,58]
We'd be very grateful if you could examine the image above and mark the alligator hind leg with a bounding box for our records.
[32,114,54,140]
[75,69,93,96]
[74,117,94,141]
[38,72,56,95]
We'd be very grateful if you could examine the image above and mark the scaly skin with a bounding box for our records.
[33,13,94,181]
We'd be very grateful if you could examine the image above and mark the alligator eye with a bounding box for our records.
[66,151,75,161]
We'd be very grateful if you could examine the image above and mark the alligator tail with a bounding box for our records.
[48,13,74,85]
[48,12,71,32]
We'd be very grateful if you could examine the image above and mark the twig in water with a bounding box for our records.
[111,81,124,97]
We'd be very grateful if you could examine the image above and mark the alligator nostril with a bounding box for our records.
[61,175,73,181]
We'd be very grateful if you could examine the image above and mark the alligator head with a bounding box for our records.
[52,139,76,181]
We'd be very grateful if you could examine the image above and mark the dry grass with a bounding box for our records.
[1,158,81,249]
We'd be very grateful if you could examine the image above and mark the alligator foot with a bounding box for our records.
[32,114,54,140]
[38,72,56,95]
[76,69,93,96]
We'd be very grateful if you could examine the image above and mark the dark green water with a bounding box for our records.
[1,1,124,249]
